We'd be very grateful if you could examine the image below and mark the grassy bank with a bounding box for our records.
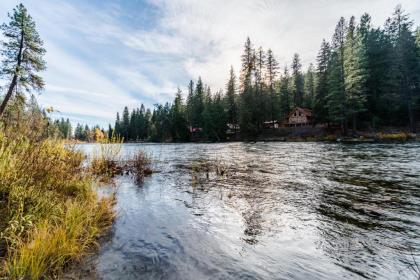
[0,130,114,279]
[251,128,418,143]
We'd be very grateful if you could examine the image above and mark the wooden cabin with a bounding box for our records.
[226,123,240,134]
[263,120,280,129]
[286,107,313,127]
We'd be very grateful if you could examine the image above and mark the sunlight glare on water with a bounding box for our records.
[80,142,420,280]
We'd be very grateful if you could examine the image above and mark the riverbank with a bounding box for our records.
[0,130,115,279]
[113,130,418,144]
[253,131,419,143]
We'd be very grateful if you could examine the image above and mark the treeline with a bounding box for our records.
[73,123,107,142]
[113,86,227,142]
[113,5,420,142]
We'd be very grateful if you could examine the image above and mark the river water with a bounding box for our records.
[81,142,420,280]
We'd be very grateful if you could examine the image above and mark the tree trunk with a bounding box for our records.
[0,26,24,117]
[0,75,18,117]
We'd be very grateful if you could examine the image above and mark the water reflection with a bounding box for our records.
[79,142,420,280]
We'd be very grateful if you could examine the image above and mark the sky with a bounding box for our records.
[0,0,419,127]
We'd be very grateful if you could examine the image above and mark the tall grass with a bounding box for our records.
[90,135,123,181]
[0,128,114,279]
[89,136,153,184]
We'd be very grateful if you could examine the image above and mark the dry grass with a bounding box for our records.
[90,135,123,181]
[376,132,409,141]
[89,137,153,184]
[129,151,153,184]
[0,128,114,279]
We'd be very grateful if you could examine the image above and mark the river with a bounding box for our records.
[80,142,420,280]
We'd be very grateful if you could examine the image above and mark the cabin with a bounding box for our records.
[286,107,313,127]
[188,126,203,133]
[226,123,240,134]
[263,120,280,129]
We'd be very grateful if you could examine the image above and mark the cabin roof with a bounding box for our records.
[288,107,312,118]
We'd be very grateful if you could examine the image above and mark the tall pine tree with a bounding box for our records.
[328,17,348,134]
[386,5,420,131]
[314,40,331,124]
[226,66,238,130]
[344,16,368,130]
[291,53,304,107]
[0,4,46,116]
[304,63,316,109]
[265,49,279,127]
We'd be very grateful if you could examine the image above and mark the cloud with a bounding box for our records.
[0,0,419,127]
[147,0,420,90]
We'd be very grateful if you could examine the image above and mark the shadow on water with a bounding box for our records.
[78,142,420,280]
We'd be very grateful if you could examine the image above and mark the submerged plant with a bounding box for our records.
[90,134,123,181]
[129,151,153,184]
[89,135,153,184]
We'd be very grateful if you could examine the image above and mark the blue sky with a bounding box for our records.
[0,0,419,127]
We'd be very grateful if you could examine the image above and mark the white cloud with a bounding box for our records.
[0,0,419,127]
[148,0,420,90]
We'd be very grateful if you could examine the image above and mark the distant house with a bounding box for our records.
[263,120,280,129]
[286,107,313,127]
[226,123,240,134]
[188,126,203,133]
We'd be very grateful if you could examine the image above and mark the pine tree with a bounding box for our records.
[212,91,228,141]
[416,27,420,57]
[254,47,267,126]
[194,77,205,128]
[84,125,90,142]
[122,106,130,140]
[279,66,291,120]
[171,88,189,141]
[255,47,265,94]
[314,40,331,124]
[304,63,316,109]
[138,104,147,139]
[239,37,257,135]
[226,66,238,131]
[66,118,72,138]
[129,109,136,140]
[186,80,194,128]
[108,124,113,140]
[265,49,279,127]
[114,112,121,137]
[358,13,394,127]
[74,123,83,140]
[239,37,254,92]
[291,53,304,107]
[328,17,348,134]
[386,5,420,132]
[344,16,368,130]
[0,4,46,116]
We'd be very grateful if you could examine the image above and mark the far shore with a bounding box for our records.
[71,131,419,145]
